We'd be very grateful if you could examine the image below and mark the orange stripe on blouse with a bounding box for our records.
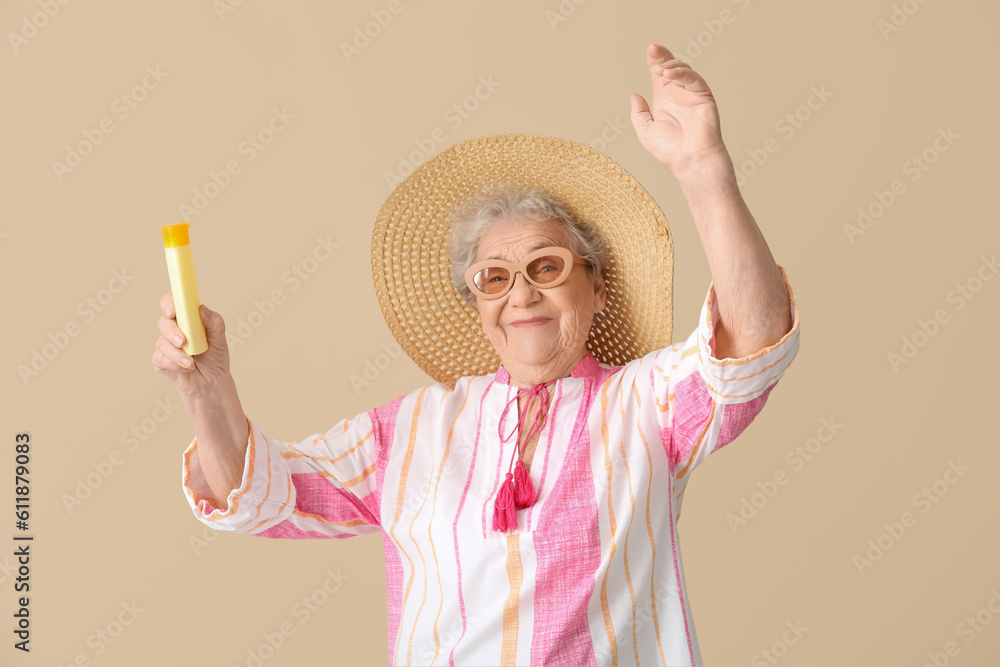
[598,380,619,665]
[316,460,376,488]
[247,473,292,534]
[703,372,784,401]
[675,400,716,480]
[700,338,794,383]
[428,387,472,665]
[278,429,373,462]
[389,387,427,667]
[615,386,641,665]
[630,396,668,665]
[501,533,523,665]
[239,423,276,532]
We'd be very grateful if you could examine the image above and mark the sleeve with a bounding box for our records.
[652,264,800,479]
[180,408,386,539]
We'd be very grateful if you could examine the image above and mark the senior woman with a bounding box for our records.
[154,44,800,666]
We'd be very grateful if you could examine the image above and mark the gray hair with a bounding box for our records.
[447,183,611,306]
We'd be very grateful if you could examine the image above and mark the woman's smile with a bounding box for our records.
[510,317,553,327]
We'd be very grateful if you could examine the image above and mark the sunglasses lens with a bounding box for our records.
[472,267,510,295]
[527,255,567,284]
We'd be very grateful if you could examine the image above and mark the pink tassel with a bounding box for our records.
[492,473,517,533]
[513,460,535,509]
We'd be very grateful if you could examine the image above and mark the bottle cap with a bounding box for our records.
[162,223,191,248]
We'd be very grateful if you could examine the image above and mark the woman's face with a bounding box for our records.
[471,218,606,384]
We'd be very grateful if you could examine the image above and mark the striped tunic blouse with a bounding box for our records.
[182,266,800,666]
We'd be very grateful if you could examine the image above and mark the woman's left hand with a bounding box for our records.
[630,44,728,175]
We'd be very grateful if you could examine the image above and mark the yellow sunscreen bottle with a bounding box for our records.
[161,223,208,356]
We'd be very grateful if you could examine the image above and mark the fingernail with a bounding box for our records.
[174,336,184,345]
[182,356,193,367]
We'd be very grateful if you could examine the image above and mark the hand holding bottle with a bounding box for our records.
[152,294,235,399]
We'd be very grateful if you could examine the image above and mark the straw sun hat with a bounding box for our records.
[371,133,674,389]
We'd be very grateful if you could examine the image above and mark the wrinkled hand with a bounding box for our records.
[630,44,727,174]
[152,292,234,400]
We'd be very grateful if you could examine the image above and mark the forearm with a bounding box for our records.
[673,149,792,359]
[181,376,251,507]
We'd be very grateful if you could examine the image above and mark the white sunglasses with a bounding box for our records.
[464,246,590,300]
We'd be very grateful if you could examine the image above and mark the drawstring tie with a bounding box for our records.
[492,379,557,533]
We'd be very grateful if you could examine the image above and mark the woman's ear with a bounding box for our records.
[593,270,607,314]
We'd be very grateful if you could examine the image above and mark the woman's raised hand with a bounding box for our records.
[629,43,727,175]
[152,292,234,399]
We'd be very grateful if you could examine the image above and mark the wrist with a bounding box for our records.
[179,372,238,406]
[181,375,247,437]
[672,147,738,193]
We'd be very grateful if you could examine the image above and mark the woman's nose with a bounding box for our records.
[506,271,540,305]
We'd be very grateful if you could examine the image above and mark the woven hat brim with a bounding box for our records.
[372,133,673,389]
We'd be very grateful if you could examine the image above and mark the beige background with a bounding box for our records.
[2,0,998,665]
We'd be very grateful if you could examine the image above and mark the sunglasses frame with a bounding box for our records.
[464,246,591,300]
